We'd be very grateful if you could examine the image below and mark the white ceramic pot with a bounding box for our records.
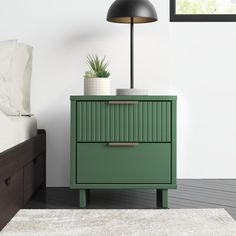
[84,77,111,96]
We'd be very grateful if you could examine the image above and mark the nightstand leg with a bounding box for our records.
[156,189,168,209]
[79,189,87,208]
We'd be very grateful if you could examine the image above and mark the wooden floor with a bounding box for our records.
[25,179,236,220]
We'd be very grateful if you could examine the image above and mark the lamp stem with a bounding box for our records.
[130,19,134,89]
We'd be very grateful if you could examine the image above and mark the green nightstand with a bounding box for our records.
[70,96,177,208]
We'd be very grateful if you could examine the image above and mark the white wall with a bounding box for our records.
[0,0,235,186]
[170,22,236,178]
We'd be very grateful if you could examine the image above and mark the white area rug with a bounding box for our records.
[2,209,236,236]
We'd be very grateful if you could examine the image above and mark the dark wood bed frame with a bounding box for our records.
[0,129,46,230]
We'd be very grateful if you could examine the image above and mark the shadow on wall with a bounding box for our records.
[35,27,120,186]
[65,28,110,45]
[59,24,119,52]
[38,103,70,187]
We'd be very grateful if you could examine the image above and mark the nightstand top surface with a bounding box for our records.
[70,96,177,101]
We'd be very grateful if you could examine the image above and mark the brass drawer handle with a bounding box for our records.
[108,143,139,147]
[108,101,138,105]
[5,177,11,186]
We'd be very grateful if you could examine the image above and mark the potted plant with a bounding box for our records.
[84,55,111,95]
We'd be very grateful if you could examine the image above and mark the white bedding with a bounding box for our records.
[0,110,37,153]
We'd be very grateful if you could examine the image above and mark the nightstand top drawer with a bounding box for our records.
[74,101,172,143]
[70,95,177,101]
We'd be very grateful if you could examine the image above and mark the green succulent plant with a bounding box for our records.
[84,70,97,79]
[84,55,110,79]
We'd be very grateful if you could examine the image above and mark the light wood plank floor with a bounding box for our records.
[25,180,236,220]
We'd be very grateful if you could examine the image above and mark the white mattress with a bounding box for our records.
[0,110,37,153]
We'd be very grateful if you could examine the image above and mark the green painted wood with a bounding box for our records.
[105,103,109,142]
[101,102,106,141]
[114,104,119,142]
[152,102,156,141]
[147,102,152,142]
[124,104,129,142]
[157,102,162,142]
[70,100,77,186]
[76,101,171,142]
[129,105,134,141]
[79,189,87,208]
[86,102,91,141]
[77,102,81,142]
[71,183,177,189]
[71,96,177,101]
[81,102,87,141]
[133,104,138,141]
[96,102,100,141]
[70,96,177,209]
[120,106,124,141]
[156,189,168,209]
[76,143,171,184]
[141,102,147,142]
[138,102,142,142]
[171,100,177,185]
[110,104,114,142]
[166,102,171,142]
[162,102,167,142]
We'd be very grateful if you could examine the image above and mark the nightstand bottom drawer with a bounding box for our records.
[76,143,171,184]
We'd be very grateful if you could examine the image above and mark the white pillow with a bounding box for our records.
[8,43,33,115]
[0,75,20,115]
[0,40,17,76]
[0,40,20,115]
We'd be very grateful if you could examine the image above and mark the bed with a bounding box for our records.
[0,40,46,230]
[0,112,46,230]
[0,112,37,153]
[0,114,46,230]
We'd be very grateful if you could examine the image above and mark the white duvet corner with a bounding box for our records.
[0,111,37,153]
[0,110,16,153]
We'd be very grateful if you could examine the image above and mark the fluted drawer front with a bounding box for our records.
[76,101,171,142]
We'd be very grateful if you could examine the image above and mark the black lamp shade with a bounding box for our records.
[107,0,158,24]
